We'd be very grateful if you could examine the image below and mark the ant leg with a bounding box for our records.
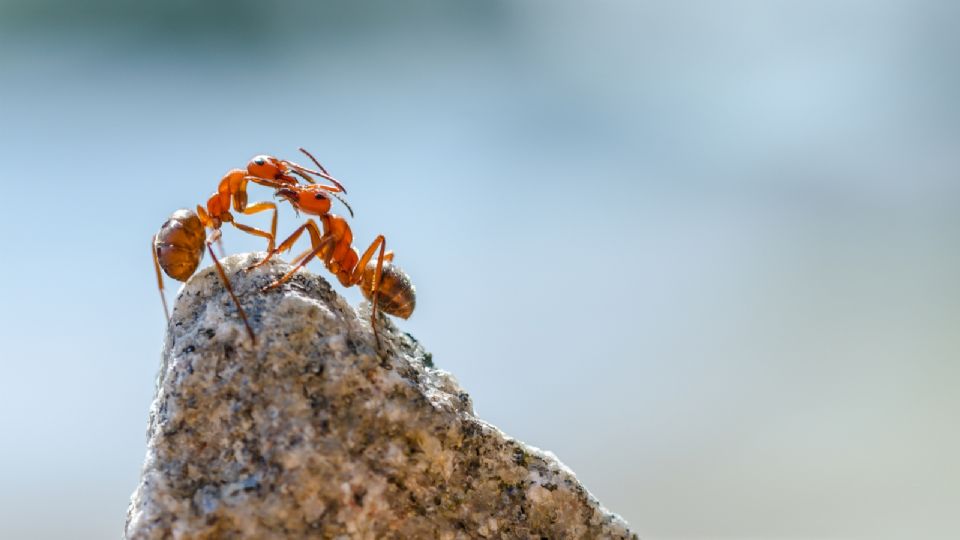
[246,219,323,271]
[351,235,387,349]
[242,201,278,248]
[230,222,274,253]
[227,201,278,252]
[205,231,256,345]
[152,234,170,323]
[270,220,333,267]
[290,246,315,266]
[263,233,335,291]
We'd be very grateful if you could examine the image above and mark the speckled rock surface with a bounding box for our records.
[126,253,638,539]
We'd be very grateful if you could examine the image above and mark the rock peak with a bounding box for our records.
[126,253,638,539]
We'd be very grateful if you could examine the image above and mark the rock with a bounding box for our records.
[126,253,638,539]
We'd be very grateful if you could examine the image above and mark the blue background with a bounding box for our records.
[0,1,958,538]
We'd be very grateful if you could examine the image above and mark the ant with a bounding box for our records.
[152,149,350,344]
[246,182,415,349]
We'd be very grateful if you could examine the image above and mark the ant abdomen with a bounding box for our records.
[154,209,206,281]
[361,263,416,319]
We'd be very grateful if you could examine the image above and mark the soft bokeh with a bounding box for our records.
[0,1,958,538]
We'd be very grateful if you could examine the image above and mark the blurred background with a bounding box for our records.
[1,1,958,538]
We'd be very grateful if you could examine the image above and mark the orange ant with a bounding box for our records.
[152,149,350,344]
[246,182,415,349]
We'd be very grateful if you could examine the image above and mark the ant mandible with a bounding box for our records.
[152,149,350,344]
[246,183,415,349]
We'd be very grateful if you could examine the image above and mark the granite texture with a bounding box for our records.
[126,253,638,539]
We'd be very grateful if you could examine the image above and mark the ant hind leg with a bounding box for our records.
[152,235,170,323]
[351,235,387,350]
[206,231,256,344]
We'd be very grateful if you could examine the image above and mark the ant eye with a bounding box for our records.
[254,158,265,166]
[314,193,327,200]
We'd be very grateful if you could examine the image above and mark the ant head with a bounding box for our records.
[275,185,337,216]
[247,155,286,180]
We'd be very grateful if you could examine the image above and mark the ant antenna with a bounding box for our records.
[331,192,354,218]
[298,147,331,175]
[290,168,317,184]
[207,242,256,344]
[297,147,349,194]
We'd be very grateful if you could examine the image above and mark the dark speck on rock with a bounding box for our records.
[422,351,434,368]
[513,447,528,466]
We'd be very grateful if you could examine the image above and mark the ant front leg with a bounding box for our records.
[228,201,279,252]
[227,175,280,252]
[262,230,335,291]
[246,218,324,272]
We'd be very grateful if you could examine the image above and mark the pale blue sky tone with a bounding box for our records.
[0,1,958,538]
